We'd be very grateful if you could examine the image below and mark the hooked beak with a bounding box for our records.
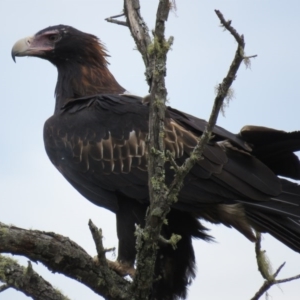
[11,36,35,62]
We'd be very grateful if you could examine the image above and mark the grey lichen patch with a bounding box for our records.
[151,207,164,217]
[135,225,150,244]
[243,56,252,69]
[154,98,165,107]
[159,131,165,139]
[150,176,166,192]
[0,226,9,237]
[0,255,18,278]
[257,249,274,281]
[151,177,160,191]
[167,192,178,203]
[225,87,235,101]
[0,255,19,287]
[221,87,235,116]
[147,36,172,58]
[169,234,182,250]
[214,84,235,116]
[189,152,200,163]
[150,147,162,156]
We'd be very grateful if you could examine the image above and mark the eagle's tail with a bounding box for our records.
[245,178,300,253]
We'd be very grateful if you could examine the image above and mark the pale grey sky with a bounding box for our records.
[1,1,300,299]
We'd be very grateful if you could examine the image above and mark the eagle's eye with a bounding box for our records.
[47,34,59,42]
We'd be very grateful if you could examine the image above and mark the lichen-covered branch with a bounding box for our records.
[0,222,130,300]
[123,1,173,298]
[0,255,70,300]
[250,233,300,300]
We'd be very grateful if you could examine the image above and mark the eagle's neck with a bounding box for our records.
[54,62,125,113]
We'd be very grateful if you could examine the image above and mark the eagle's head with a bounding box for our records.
[12,25,109,67]
[12,25,125,106]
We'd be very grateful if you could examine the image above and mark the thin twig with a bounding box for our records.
[88,219,107,267]
[105,13,127,27]
[276,274,300,284]
[215,10,244,45]
[104,247,116,254]
[107,13,125,19]
[105,18,128,27]
[273,262,286,279]
[245,54,258,59]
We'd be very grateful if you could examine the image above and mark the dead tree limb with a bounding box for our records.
[0,222,130,300]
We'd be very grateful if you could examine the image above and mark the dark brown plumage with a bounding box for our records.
[12,25,300,300]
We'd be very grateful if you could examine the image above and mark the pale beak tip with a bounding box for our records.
[11,36,34,63]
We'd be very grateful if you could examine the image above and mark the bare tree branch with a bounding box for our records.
[123,0,152,76]
[0,222,130,300]
[0,254,70,300]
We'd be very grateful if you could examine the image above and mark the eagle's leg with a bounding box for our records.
[114,195,147,277]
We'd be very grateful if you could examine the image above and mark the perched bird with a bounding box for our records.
[12,25,300,300]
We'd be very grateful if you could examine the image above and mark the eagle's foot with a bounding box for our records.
[93,256,135,277]
[107,260,135,278]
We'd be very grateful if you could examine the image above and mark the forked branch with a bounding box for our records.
[250,233,300,300]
